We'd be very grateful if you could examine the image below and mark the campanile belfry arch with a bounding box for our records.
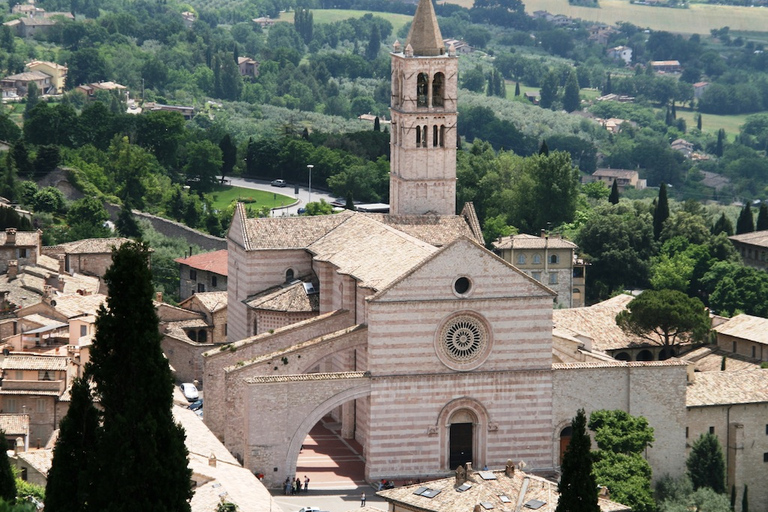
[389,0,458,216]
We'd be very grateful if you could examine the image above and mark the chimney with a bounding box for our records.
[58,254,66,275]
[208,453,217,467]
[57,275,65,292]
[5,228,16,245]
[465,462,472,474]
[156,291,163,303]
[505,459,515,477]
[540,229,546,238]
[598,486,610,499]
[7,260,17,281]
[455,463,467,486]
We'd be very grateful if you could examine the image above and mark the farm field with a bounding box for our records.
[440,0,768,34]
[207,184,295,211]
[279,9,414,36]
[673,109,748,140]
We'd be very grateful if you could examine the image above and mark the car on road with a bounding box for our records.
[297,507,327,512]
[188,398,203,411]
[271,179,287,187]
[180,382,199,402]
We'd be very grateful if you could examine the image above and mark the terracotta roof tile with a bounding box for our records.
[46,237,130,255]
[728,230,768,248]
[493,233,578,250]
[17,449,53,475]
[0,230,39,247]
[245,282,318,313]
[50,293,107,318]
[245,371,368,384]
[687,369,768,406]
[242,212,354,250]
[174,250,228,276]
[0,414,28,436]
[679,346,761,372]
[365,213,476,247]
[2,355,68,371]
[188,291,227,313]
[713,314,768,344]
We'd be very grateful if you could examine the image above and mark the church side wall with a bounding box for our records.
[553,363,687,482]
[366,370,553,480]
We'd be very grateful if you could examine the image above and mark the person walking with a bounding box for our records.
[294,477,301,495]
[284,477,291,495]
[304,475,310,492]
[361,492,366,507]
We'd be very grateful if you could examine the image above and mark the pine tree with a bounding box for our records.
[687,433,726,493]
[712,213,734,236]
[373,116,380,132]
[742,485,748,512]
[609,180,620,204]
[87,242,192,512]
[604,72,612,95]
[736,204,754,235]
[539,140,549,156]
[514,81,520,97]
[697,113,702,131]
[756,203,768,231]
[45,378,100,512]
[563,69,581,112]
[366,24,380,61]
[654,183,670,239]
[716,129,725,157]
[0,432,14,503]
[556,409,599,512]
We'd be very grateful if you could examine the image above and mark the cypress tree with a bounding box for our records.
[697,113,702,131]
[45,378,100,512]
[232,42,238,64]
[219,134,237,183]
[671,102,677,119]
[687,433,726,493]
[345,191,356,211]
[736,204,754,235]
[712,212,734,236]
[87,242,192,512]
[721,355,726,371]
[742,485,748,512]
[654,183,670,239]
[366,24,380,61]
[539,140,549,156]
[563,69,581,113]
[556,409,599,512]
[116,203,142,238]
[608,180,620,204]
[514,81,520,97]
[604,72,612,95]
[716,129,725,157]
[0,432,15,503]
[756,203,768,231]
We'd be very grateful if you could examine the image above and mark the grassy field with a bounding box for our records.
[673,109,748,140]
[207,184,296,211]
[279,9,413,36]
[440,0,768,34]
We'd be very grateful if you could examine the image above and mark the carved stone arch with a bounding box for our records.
[435,397,490,470]
[417,73,429,107]
[552,418,575,469]
[284,383,372,478]
[432,72,445,107]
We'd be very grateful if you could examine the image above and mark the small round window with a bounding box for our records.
[454,277,471,295]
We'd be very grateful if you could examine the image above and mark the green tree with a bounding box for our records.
[514,81,520,97]
[12,141,33,179]
[366,24,381,61]
[65,48,108,89]
[45,378,99,512]
[715,129,725,157]
[219,134,237,184]
[756,203,768,231]
[23,82,39,120]
[66,197,110,241]
[184,140,223,193]
[654,182,670,239]
[115,204,141,238]
[563,69,581,112]
[736,204,754,234]
[616,289,710,347]
[686,433,726,493]
[608,180,619,204]
[712,213,734,236]
[539,70,559,109]
[303,199,333,216]
[589,410,655,512]
[87,242,192,512]
[556,409,599,512]
[0,433,14,503]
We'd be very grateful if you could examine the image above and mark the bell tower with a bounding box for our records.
[389,0,458,216]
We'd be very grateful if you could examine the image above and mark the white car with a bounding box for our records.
[180,382,199,402]
[297,508,322,512]
[271,179,287,187]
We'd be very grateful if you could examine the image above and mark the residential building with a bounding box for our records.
[43,237,131,280]
[0,229,41,274]
[443,38,472,54]
[175,249,228,301]
[13,449,52,487]
[607,45,632,65]
[0,71,52,96]
[728,230,768,270]
[693,81,710,100]
[671,138,694,158]
[650,60,681,73]
[25,61,67,94]
[492,232,585,308]
[181,10,196,28]
[252,16,276,28]
[178,291,227,344]
[142,102,195,120]
[76,81,126,98]
[237,57,259,78]
[713,314,768,361]
[590,168,646,192]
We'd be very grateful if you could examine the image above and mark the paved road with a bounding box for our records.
[222,176,337,216]
[271,487,387,512]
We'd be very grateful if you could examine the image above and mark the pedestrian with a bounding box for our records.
[284,477,291,495]
[295,477,301,494]
[361,492,366,507]
[304,475,310,492]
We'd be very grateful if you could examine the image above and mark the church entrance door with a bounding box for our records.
[449,422,473,469]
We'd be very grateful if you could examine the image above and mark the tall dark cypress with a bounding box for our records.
[736,204,755,235]
[45,378,100,512]
[742,485,749,512]
[712,212,734,236]
[653,182,669,239]
[716,129,725,157]
[0,431,15,503]
[556,409,600,512]
[756,203,768,231]
[608,180,620,204]
[87,242,192,512]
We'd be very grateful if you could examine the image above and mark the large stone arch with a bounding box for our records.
[435,397,490,470]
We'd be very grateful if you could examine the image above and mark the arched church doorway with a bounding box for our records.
[448,409,476,469]
[559,426,572,465]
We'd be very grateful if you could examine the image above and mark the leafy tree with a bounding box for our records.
[0,114,20,144]
[461,65,486,93]
[23,82,39,120]
[86,242,192,512]
[582,182,610,201]
[66,197,111,241]
[756,203,768,231]
[686,433,725,493]
[616,289,710,347]
[712,213,733,236]
[137,111,186,169]
[539,70,559,109]
[589,410,655,512]
[555,409,599,512]
[65,48,108,89]
[0,433,14,503]
[184,140,223,193]
[32,187,65,213]
[303,199,334,216]
[657,483,730,512]
[608,180,619,204]
[116,204,142,238]
[45,378,99,512]
[736,204,754,234]
[219,134,237,184]
[654,182,670,239]
[563,69,581,113]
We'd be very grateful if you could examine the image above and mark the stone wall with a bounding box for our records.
[104,203,226,252]
[162,334,214,385]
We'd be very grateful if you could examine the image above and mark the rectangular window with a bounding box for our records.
[197,283,205,293]
[549,273,558,285]
[224,323,228,335]
[573,267,584,278]
[36,399,45,413]
[733,341,737,353]
[38,371,52,381]
[532,272,541,282]
[685,427,689,438]
[764,453,768,463]
[80,325,87,337]
[753,346,757,358]
[765,424,768,435]
[190,269,197,281]
[709,426,715,434]
[517,254,526,265]
[212,275,218,287]
[18,248,27,258]
[5,398,17,413]
[14,370,23,381]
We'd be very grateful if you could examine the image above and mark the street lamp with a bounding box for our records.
[307,164,314,204]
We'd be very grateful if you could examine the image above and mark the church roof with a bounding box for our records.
[404,0,445,57]
[364,213,477,246]
[687,368,768,407]
[244,281,319,313]
[242,211,354,250]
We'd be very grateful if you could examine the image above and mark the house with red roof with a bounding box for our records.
[174,250,227,300]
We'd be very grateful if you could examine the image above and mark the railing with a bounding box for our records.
[1,379,65,393]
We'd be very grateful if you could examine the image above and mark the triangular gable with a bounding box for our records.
[226,202,248,250]
[370,236,555,303]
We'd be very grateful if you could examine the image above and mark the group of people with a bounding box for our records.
[283,476,310,495]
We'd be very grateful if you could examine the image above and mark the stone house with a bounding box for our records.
[728,230,768,271]
[13,449,52,487]
[671,138,694,158]
[591,168,646,192]
[25,61,67,94]
[650,60,681,73]
[178,291,227,344]
[713,314,768,361]
[43,237,131,281]
[237,57,259,78]
[0,70,52,96]
[175,249,228,301]
[607,45,632,65]
[0,229,41,274]
[492,232,586,308]
[693,81,710,100]
[0,414,29,452]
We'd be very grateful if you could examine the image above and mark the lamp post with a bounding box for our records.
[307,164,314,204]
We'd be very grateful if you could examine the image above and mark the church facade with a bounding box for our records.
[203,0,687,490]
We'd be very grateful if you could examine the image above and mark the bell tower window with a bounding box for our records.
[422,126,428,147]
[417,73,429,107]
[416,125,421,146]
[433,125,438,147]
[432,73,444,107]
[440,125,445,147]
